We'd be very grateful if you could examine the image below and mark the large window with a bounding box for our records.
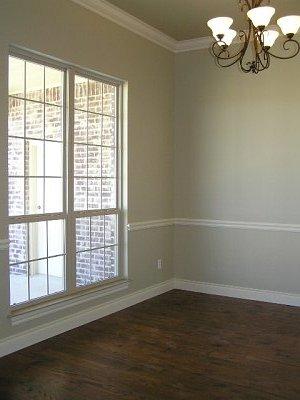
[8,51,123,307]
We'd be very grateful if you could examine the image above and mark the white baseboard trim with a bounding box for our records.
[0,279,175,358]
[1,277,299,358]
[175,279,300,307]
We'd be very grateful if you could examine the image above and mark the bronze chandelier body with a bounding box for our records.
[211,0,300,74]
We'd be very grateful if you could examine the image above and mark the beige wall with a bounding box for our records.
[0,0,299,346]
[174,48,300,294]
[0,0,174,340]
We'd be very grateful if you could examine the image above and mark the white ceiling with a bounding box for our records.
[105,0,300,41]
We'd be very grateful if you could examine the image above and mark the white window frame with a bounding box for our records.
[8,47,126,313]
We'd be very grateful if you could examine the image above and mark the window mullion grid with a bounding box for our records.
[66,69,76,292]
[116,85,121,277]
[26,222,30,301]
[43,66,49,295]
[23,61,26,216]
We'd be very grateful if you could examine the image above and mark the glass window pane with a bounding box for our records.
[105,246,118,280]
[26,61,44,102]
[105,214,117,246]
[88,145,101,177]
[102,178,116,209]
[9,98,24,137]
[88,178,102,210]
[9,224,28,264]
[9,56,25,98]
[88,79,102,114]
[74,144,87,176]
[26,101,44,139]
[103,84,116,116]
[45,67,63,106]
[10,263,28,305]
[45,105,62,141]
[45,178,63,213]
[91,215,104,249]
[76,251,91,286]
[102,147,116,177]
[74,178,87,211]
[88,113,101,145]
[74,110,87,143]
[26,139,44,177]
[29,221,47,260]
[29,259,47,300]
[9,177,24,216]
[91,248,105,283]
[76,217,90,252]
[25,177,44,214]
[75,75,88,111]
[48,256,65,294]
[102,116,116,147]
[45,141,63,177]
[48,219,65,257]
[8,137,24,176]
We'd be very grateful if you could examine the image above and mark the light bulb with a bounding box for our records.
[247,6,275,29]
[207,17,233,37]
[262,30,279,48]
[214,29,237,47]
[277,16,300,36]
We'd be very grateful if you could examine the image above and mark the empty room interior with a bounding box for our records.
[0,0,300,398]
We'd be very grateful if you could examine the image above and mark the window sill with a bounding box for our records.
[9,279,129,326]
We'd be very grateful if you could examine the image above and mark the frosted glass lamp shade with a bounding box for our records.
[277,16,300,36]
[247,6,275,28]
[214,29,237,46]
[262,30,279,48]
[207,17,233,36]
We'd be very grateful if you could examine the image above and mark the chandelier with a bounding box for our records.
[207,0,300,74]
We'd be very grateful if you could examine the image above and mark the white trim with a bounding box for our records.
[175,279,300,307]
[174,218,300,233]
[175,37,212,53]
[71,0,177,51]
[1,277,299,358]
[69,1,300,53]
[127,219,174,231]
[0,279,175,358]
[127,218,300,233]
[10,280,130,325]
[0,239,9,250]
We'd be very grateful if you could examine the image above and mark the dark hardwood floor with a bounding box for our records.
[0,290,299,399]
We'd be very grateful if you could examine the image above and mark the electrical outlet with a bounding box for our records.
[157,259,163,270]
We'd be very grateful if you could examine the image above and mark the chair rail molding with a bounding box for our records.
[127,218,300,233]
[127,219,174,231]
[174,218,300,233]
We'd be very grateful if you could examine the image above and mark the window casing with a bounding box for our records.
[8,50,124,309]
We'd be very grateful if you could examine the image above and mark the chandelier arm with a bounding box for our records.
[255,35,270,71]
[208,0,299,74]
[211,31,248,62]
[267,39,300,60]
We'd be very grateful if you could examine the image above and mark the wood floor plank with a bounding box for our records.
[0,290,299,399]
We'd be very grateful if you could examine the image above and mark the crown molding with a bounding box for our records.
[175,37,213,52]
[71,0,213,52]
[71,1,298,53]
[71,0,177,51]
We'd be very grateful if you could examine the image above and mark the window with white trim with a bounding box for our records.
[8,51,123,307]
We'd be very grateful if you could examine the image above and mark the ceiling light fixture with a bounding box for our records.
[207,0,300,74]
